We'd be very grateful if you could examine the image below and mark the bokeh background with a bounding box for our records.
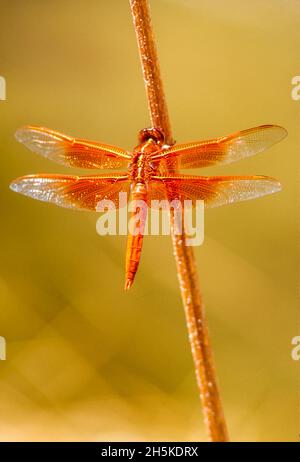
[0,0,299,442]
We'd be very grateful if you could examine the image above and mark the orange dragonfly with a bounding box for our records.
[10,124,286,289]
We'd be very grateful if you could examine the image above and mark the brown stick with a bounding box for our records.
[129,0,229,442]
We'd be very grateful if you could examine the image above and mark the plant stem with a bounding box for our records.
[129,0,229,442]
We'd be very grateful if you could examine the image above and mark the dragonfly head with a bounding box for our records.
[138,127,164,145]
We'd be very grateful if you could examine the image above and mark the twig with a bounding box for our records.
[129,0,229,442]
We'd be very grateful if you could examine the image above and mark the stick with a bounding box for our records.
[129,0,229,442]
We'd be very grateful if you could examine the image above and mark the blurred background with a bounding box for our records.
[0,0,299,442]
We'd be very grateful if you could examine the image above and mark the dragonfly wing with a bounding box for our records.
[150,174,281,208]
[15,126,132,169]
[10,173,131,211]
[151,125,287,169]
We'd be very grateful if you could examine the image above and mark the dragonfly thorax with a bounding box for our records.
[130,133,162,182]
[130,150,157,182]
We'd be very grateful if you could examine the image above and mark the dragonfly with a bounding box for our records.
[10,124,286,289]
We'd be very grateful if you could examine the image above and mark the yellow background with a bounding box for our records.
[0,0,299,441]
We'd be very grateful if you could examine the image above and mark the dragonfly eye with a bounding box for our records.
[138,127,164,144]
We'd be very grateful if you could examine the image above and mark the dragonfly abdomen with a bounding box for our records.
[124,182,148,290]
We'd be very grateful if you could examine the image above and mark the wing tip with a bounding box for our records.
[255,174,281,189]
[254,124,288,144]
[9,177,27,194]
[15,126,28,143]
[15,125,41,143]
[9,174,46,194]
[15,125,55,144]
[270,124,288,142]
[9,181,18,193]
[267,178,282,194]
[243,175,282,196]
[205,175,282,209]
